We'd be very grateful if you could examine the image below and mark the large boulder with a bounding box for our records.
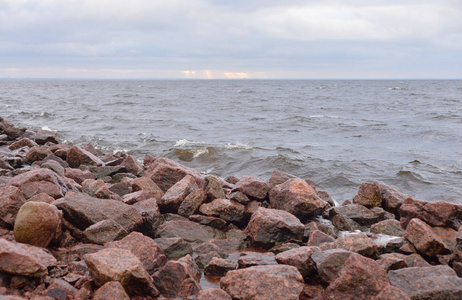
[13,201,62,248]
[404,218,451,257]
[199,198,245,224]
[388,265,462,299]
[379,184,407,216]
[131,177,163,200]
[84,247,158,297]
[310,249,356,284]
[352,181,382,208]
[220,264,304,300]
[269,179,328,221]
[0,186,26,228]
[244,207,304,248]
[158,175,199,213]
[178,188,207,217]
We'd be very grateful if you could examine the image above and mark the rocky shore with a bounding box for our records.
[1,116,462,299]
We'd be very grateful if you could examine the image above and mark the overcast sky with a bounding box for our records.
[1,0,461,79]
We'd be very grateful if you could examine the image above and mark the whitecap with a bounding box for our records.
[224,142,251,150]
[41,126,57,132]
[192,148,209,158]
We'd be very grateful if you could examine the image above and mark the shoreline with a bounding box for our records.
[1,116,462,299]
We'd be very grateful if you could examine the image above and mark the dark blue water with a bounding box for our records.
[1,79,462,203]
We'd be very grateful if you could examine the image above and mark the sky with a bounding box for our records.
[1,0,461,79]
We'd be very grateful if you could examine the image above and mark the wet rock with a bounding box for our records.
[189,214,228,230]
[156,219,224,243]
[220,264,304,300]
[232,175,270,200]
[269,178,328,221]
[196,288,232,300]
[108,178,132,196]
[158,175,198,213]
[153,237,193,259]
[334,233,381,259]
[93,281,130,300]
[121,155,142,176]
[244,207,304,248]
[25,146,52,163]
[144,157,204,192]
[84,247,158,297]
[379,184,407,216]
[275,246,320,279]
[310,249,355,284]
[41,159,65,176]
[370,219,405,237]
[306,230,335,247]
[54,191,142,232]
[205,175,226,201]
[238,252,278,269]
[152,255,201,299]
[131,176,163,200]
[132,198,161,238]
[388,265,462,299]
[268,170,297,189]
[83,219,128,245]
[90,165,127,180]
[404,218,450,257]
[13,201,62,248]
[178,188,207,217]
[399,197,462,230]
[8,138,38,151]
[35,130,59,145]
[0,186,26,228]
[270,242,300,254]
[204,257,237,276]
[199,198,245,224]
[324,254,390,300]
[327,204,384,226]
[66,145,104,168]
[352,181,382,208]
[331,214,363,232]
[0,238,57,277]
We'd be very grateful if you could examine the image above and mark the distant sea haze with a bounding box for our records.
[1,79,462,203]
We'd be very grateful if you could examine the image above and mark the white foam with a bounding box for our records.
[192,148,209,158]
[41,126,56,132]
[225,142,251,150]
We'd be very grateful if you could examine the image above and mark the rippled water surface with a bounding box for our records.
[1,79,462,203]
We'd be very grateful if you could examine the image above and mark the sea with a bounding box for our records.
[1,79,462,204]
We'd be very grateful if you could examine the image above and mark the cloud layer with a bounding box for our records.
[1,0,461,78]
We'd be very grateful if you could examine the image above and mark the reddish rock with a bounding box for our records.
[121,190,146,205]
[84,247,158,297]
[268,170,297,189]
[64,167,94,185]
[20,180,63,199]
[121,155,143,176]
[371,285,410,300]
[199,198,245,224]
[310,249,356,284]
[220,265,304,300]
[196,288,232,300]
[399,197,462,230]
[237,252,277,269]
[25,146,52,163]
[0,186,26,228]
[66,145,104,168]
[352,181,382,208]
[376,253,407,272]
[324,254,390,300]
[404,218,450,257]
[132,198,161,238]
[205,175,226,201]
[233,175,270,200]
[41,159,65,176]
[244,207,304,247]
[370,219,405,237]
[189,214,228,230]
[131,176,163,200]
[157,220,224,244]
[388,265,462,299]
[152,255,201,298]
[379,184,407,216]
[327,204,386,226]
[108,178,132,196]
[83,219,128,245]
[107,232,167,274]
[331,214,363,232]
[13,201,62,248]
[306,230,335,247]
[93,281,130,300]
[153,237,193,260]
[334,233,381,258]
[269,179,328,221]
[143,157,204,192]
[275,246,320,278]
[8,137,38,151]
[178,188,207,217]
[228,191,250,205]
[27,192,55,204]
[204,257,237,276]
[158,175,199,213]
[35,129,59,145]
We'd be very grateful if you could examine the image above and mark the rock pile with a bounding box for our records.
[2,116,462,299]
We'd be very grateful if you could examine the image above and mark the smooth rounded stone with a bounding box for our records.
[275,246,320,278]
[399,197,462,230]
[376,253,407,272]
[371,285,411,300]
[232,175,270,200]
[152,255,201,299]
[178,189,207,217]
[244,207,304,248]
[121,155,143,176]
[132,198,161,238]
[404,218,450,257]
[334,233,382,259]
[153,237,193,259]
[158,175,199,213]
[388,265,462,299]
[143,157,204,192]
[269,179,328,221]
[25,146,53,163]
[269,242,300,254]
[205,175,226,201]
[196,288,232,300]
[220,264,304,300]
[370,219,405,237]
[199,198,245,224]
[327,204,384,226]
[324,254,390,300]
[310,249,355,284]
[237,252,277,269]
[84,247,158,297]
[306,230,335,247]
[157,220,224,244]
[82,219,128,245]
[107,232,167,275]
[0,238,57,277]
[66,145,104,168]
[0,185,26,228]
[53,191,143,232]
[13,201,62,248]
[204,257,237,276]
[93,281,130,300]
[379,184,407,216]
[8,137,38,151]
[268,170,297,189]
[189,214,228,230]
[27,192,55,204]
[352,181,382,208]
[228,191,250,205]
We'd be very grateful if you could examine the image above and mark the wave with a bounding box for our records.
[174,139,251,150]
